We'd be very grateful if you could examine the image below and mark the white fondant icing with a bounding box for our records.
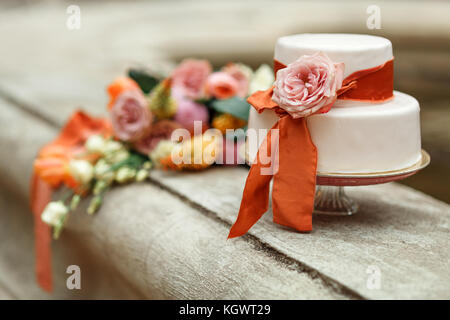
[247,91,422,173]
[275,33,393,77]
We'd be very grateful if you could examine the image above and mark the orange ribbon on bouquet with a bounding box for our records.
[228,59,393,238]
[31,111,111,292]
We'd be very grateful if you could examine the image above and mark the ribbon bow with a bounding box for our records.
[228,59,393,238]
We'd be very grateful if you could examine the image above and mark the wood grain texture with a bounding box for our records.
[65,183,347,299]
[0,182,143,299]
[149,168,450,299]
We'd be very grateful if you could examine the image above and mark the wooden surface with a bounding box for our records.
[0,0,449,299]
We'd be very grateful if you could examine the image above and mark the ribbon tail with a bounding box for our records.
[30,172,53,292]
[228,122,279,238]
[29,111,113,292]
[272,116,316,232]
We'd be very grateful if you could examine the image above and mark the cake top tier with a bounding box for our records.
[274,34,393,77]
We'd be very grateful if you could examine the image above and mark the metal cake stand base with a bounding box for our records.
[314,186,358,216]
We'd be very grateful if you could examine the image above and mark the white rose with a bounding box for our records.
[106,149,129,164]
[69,159,94,185]
[41,201,68,227]
[103,140,124,154]
[249,64,275,94]
[103,140,129,163]
[149,140,177,167]
[94,159,115,182]
[85,135,106,153]
[115,167,136,183]
[135,169,149,182]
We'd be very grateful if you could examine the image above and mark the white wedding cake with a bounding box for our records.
[247,34,422,173]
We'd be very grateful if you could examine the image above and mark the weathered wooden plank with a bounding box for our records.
[65,183,348,299]
[0,97,347,299]
[0,282,15,300]
[149,168,450,299]
[0,183,143,299]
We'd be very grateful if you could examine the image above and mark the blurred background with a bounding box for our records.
[0,0,449,203]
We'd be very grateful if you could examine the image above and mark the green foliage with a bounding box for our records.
[108,151,148,172]
[210,97,250,121]
[128,69,160,94]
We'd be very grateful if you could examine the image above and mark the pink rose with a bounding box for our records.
[110,90,152,142]
[272,52,344,118]
[205,72,239,99]
[222,63,251,98]
[174,98,209,134]
[171,59,212,99]
[133,120,182,154]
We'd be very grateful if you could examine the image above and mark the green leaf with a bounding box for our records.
[195,98,214,108]
[128,69,160,94]
[210,97,250,121]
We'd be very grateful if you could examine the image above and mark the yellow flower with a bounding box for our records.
[147,79,177,119]
[160,133,219,171]
[212,113,246,134]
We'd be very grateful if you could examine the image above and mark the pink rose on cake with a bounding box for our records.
[110,90,152,142]
[272,52,344,118]
[205,72,239,99]
[171,59,212,99]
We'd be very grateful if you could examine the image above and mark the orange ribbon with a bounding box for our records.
[31,111,111,292]
[228,59,394,238]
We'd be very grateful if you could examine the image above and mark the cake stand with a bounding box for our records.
[240,145,430,216]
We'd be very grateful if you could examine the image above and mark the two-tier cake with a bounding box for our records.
[247,33,422,173]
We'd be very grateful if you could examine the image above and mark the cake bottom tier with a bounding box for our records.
[247,91,422,174]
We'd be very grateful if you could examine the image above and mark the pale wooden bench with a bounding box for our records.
[0,0,449,300]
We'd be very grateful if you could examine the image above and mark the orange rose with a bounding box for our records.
[205,72,239,99]
[107,77,140,110]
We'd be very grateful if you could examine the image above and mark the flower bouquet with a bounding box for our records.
[33,59,274,237]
